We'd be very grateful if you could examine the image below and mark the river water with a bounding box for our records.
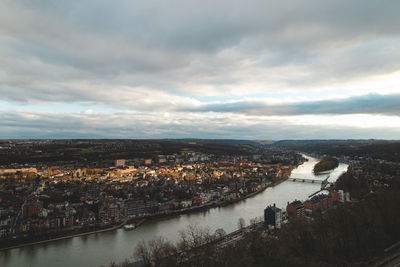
[0,155,348,267]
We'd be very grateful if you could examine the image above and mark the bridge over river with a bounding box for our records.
[287,176,330,191]
[287,177,324,183]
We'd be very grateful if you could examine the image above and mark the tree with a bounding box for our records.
[134,240,151,264]
[215,228,226,239]
[133,237,177,266]
[238,217,246,231]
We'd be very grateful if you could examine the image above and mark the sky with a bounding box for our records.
[1,0,400,139]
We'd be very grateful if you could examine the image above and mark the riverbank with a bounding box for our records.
[0,162,298,253]
[135,175,292,221]
[0,217,148,252]
[0,179,281,252]
[0,219,126,251]
[124,182,272,222]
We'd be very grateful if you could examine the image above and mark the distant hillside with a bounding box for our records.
[168,139,275,147]
[0,139,260,165]
[272,140,400,162]
[271,139,388,147]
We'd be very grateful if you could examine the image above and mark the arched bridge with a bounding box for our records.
[287,178,323,184]
[287,176,330,190]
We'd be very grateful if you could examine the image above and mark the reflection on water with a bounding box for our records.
[0,154,348,267]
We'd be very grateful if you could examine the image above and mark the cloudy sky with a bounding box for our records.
[1,0,400,139]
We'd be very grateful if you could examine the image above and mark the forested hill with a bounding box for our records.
[271,140,400,162]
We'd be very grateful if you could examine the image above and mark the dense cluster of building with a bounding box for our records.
[0,150,303,240]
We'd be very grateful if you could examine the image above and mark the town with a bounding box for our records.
[129,145,400,267]
[1,139,399,267]
[0,140,303,247]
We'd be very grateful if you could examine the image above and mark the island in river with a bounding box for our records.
[313,156,339,174]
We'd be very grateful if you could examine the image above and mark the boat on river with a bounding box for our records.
[123,224,135,231]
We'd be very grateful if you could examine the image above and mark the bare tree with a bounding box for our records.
[134,240,151,263]
[176,224,219,266]
[215,228,226,239]
[177,224,214,251]
[249,216,263,230]
[238,217,246,231]
[133,224,223,267]
[133,237,177,266]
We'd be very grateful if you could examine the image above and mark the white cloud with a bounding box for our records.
[1,0,400,138]
[1,110,400,139]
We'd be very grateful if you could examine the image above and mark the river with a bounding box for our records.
[0,155,348,267]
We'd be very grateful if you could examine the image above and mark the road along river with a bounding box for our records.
[0,155,348,267]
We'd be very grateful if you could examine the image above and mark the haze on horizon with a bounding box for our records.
[1,0,400,139]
